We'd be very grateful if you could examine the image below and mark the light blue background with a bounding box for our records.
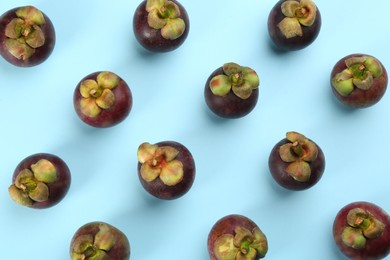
[1,1,389,259]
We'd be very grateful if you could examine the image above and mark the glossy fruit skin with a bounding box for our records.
[0,6,55,67]
[133,0,189,52]
[267,0,321,51]
[204,67,259,119]
[11,153,71,209]
[73,71,132,128]
[330,54,388,108]
[333,202,390,260]
[138,141,195,200]
[207,214,266,260]
[70,221,130,260]
[268,137,325,190]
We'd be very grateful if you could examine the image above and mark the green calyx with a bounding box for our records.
[4,6,46,60]
[209,62,259,99]
[137,142,184,186]
[277,0,317,39]
[79,72,119,118]
[332,56,383,96]
[8,159,57,206]
[146,0,185,40]
[279,131,318,182]
[71,223,116,260]
[213,226,268,260]
[341,208,385,249]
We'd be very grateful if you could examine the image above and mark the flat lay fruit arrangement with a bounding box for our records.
[1,0,389,259]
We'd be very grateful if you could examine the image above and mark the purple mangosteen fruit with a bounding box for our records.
[73,71,132,128]
[8,153,71,209]
[207,214,268,260]
[333,201,390,260]
[0,6,55,67]
[267,0,321,51]
[268,131,325,190]
[70,221,130,260]
[133,0,189,52]
[137,141,195,200]
[204,62,260,119]
[330,54,388,108]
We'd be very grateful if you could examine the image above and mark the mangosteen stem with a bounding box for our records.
[152,158,158,166]
[83,245,97,258]
[297,7,306,17]
[23,28,31,37]
[22,179,37,192]
[350,64,367,78]
[233,74,239,83]
[291,142,304,157]
[240,240,252,255]
[159,6,169,18]
[356,218,370,229]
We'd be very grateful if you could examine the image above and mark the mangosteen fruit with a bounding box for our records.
[70,221,130,260]
[137,141,195,200]
[267,0,321,51]
[0,6,55,67]
[207,214,268,260]
[268,131,325,190]
[204,62,260,119]
[333,201,390,260]
[73,71,133,128]
[133,0,189,52]
[8,153,71,209]
[331,54,388,108]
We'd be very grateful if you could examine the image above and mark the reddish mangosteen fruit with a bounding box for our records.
[268,131,325,190]
[73,71,132,128]
[8,153,71,209]
[0,6,55,67]
[204,62,260,119]
[267,0,321,51]
[133,0,189,52]
[70,221,130,260]
[137,141,195,200]
[207,214,268,260]
[330,54,388,108]
[333,201,390,260]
